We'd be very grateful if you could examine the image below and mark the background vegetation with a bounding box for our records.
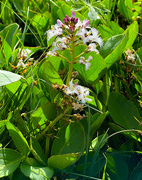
[0,0,142,179]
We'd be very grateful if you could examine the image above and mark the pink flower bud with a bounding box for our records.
[74,18,78,24]
[85,20,90,27]
[57,19,62,25]
[63,18,67,24]
[65,15,70,21]
[71,11,75,18]
[69,26,73,32]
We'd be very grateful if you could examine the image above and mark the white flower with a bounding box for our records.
[75,85,92,104]
[82,28,103,47]
[65,79,77,95]
[18,49,31,59]
[65,79,92,104]
[52,37,67,52]
[87,43,99,54]
[126,49,135,62]
[17,59,26,68]
[46,51,56,57]
[91,28,103,47]
[76,28,88,39]
[79,56,93,70]
[75,19,90,29]
[47,24,63,40]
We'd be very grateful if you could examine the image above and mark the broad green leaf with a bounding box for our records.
[90,134,108,151]
[30,137,47,166]
[75,152,106,177]
[0,37,12,66]
[0,148,23,178]
[74,51,106,83]
[57,4,85,21]
[31,102,57,132]
[0,23,19,49]
[97,25,114,41]
[108,92,141,130]
[5,77,31,110]
[48,153,81,170]
[45,56,62,72]
[100,32,129,69]
[0,70,23,86]
[0,1,15,24]
[6,122,30,156]
[51,122,86,155]
[32,12,51,36]
[21,159,54,180]
[30,85,49,110]
[117,0,133,22]
[39,60,63,102]
[106,153,129,180]
[12,168,30,180]
[124,21,138,49]
[90,112,107,138]
[109,21,124,35]
[0,120,9,135]
[129,159,142,180]
[42,60,63,85]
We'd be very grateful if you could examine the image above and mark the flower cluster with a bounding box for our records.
[125,49,135,63]
[79,56,93,70]
[46,11,103,71]
[17,49,34,68]
[64,79,92,104]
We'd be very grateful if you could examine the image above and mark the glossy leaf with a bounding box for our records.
[108,92,141,130]
[21,159,54,180]
[0,23,19,49]
[90,112,107,138]
[74,51,107,83]
[6,122,30,156]
[100,32,129,69]
[124,21,138,49]
[0,148,23,178]
[30,137,47,166]
[90,133,108,151]
[129,159,142,180]
[41,60,63,85]
[0,37,12,67]
[48,153,81,170]
[118,0,133,22]
[0,70,23,86]
[51,122,86,155]
[106,153,129,180]
[31,102,57,132]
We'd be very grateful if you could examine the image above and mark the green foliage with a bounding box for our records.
[0,0,142,179]
[0,148,24,178]
[0,70,23,86]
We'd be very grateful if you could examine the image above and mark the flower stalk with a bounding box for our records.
[36,106,72,140]
[66,35,76,86]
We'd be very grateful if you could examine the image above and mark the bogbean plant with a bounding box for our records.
[0,1,142,180]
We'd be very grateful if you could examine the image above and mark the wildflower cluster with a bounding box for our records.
[65,78,92,104]
[46,11,103,71]
[125,49,135,63]
[47,11,103,106]
[17,49,34,68]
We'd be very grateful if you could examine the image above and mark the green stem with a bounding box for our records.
[58,54,71,64]
[66,35,76,86]
[36,106,72,140]
[103,71,110,112]
[45,135,50,159]
[74,49,87,61]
